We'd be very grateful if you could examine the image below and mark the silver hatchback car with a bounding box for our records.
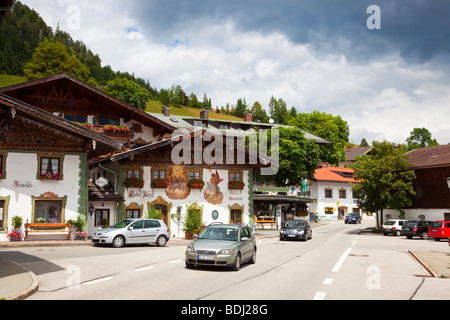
[92,219,170,248]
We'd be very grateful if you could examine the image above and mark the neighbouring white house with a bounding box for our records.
[308,165,362,220]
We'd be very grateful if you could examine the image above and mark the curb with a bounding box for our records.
[7,261,39,301]
[409,250,438,278]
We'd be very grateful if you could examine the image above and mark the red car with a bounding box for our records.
[428,221,450,242]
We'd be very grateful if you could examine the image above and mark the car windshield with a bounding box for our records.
[348,214,359,217]
[110,220,134,228]
[430,222,442,228]
[405,222,416,228]
[198,227,239,241]
[384,221,395,225]
[285,221,305,228]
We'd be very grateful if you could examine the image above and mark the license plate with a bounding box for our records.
[288,235,296,237]
[198,255,214,260]
[432,229,438,232]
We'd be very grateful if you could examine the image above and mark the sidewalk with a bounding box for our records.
[1,229,448,300]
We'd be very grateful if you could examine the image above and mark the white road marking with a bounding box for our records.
[134,266,155,272]
[169,259,182,264]
[332,247,353,273]
[323,278,333,285]
[83,276,113,286]
[313,292,327,300]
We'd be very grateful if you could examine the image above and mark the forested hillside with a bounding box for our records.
[0,1,155,92]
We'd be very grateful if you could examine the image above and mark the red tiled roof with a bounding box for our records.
[406,144,450,169]
[314,166,359,183]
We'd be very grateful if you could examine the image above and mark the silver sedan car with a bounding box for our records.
[92,219,170,248]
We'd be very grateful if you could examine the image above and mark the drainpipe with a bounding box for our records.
[98,163,117,193]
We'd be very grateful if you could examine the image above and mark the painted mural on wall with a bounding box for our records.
[166,165,191,200]
[204,170,224,205]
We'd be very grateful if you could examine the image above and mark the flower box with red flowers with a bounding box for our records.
[104,125,132,134]
[188,179,204,189]
[151,178,169,188]
[39,172,61,180]
[228,181,245,190]
[124,177,144,188]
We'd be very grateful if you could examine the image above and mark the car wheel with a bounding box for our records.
[395,230,401,237]
[185,260,195,269]
[112,236,125,248]
[249,248,256,264]
[156,235,167,247]
[231,253,241,271]
[420,232,428,240]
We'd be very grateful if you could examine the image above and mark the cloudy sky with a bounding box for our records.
[22,0,450,145]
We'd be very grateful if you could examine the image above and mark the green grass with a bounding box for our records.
[0,74,26,88]
[145,100,244,121]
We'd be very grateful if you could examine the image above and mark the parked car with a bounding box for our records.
[309,212,319,223]
[428,221,450,242]
[382,219,408,236]
[345,213,361,224]
[92,218,170,248]
[401,221,433,240]
[185,223,256,271]
[280,220,312,241]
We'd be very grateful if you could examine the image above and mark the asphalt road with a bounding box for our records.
[1,217,449,301]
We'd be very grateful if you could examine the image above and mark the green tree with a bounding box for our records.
[104,77,151,111]
[23,39,94,83]
[170,84,185,107]
[250,101,269,123]
[406,127,439,151]
[360,138,369,147]
[256,127,320,186]
[351,141,416,228]
[294,111,349,165]
[235,98,248,118]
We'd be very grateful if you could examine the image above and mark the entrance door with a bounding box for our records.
[445,213,450,221]
[154,204,168,226]
[231,210,242,224]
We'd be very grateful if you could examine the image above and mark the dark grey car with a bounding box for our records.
[280,220,312,241]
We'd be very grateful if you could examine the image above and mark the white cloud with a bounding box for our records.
[21,0,450,146]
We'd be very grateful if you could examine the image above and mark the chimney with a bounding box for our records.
[200,108,209,120]
[244,113,253,122]
[162,106,170,116]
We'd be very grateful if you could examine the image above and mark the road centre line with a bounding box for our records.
[322,278,333,285]
[331,247,353,273]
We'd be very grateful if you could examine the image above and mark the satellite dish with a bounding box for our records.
[269,119,275,124]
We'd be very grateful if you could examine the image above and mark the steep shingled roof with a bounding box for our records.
[406,144,450,169]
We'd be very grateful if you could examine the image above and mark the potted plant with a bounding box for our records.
[75,231,88,241]
[70,216,85,240]
[36,217,46,223]
[101,218,109,229]
[8,216,23,241]
[146,207,163,220]
[182,208,202,240]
